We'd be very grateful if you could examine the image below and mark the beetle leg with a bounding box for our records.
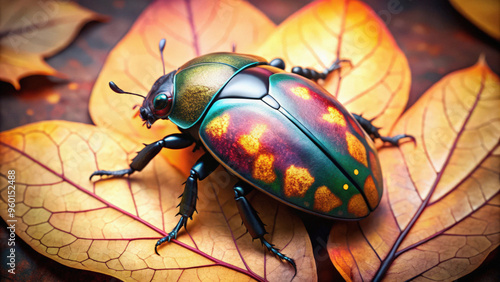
[155,153,219,255]
[90,133,194,180]
[353,114,416,146]
[291,59,351,81]
[234,181,297,276]
[380,134,416,146]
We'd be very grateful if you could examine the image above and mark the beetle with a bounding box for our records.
[90,39,413,274]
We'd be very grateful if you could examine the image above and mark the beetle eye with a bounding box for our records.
[153,93,168,110]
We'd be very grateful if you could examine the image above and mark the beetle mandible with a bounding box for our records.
[90,39,413,274]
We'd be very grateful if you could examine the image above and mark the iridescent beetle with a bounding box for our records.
[90,39,413,273]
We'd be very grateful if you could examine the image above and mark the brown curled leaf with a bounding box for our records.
[328,57,500,281]
[88,0,276,173]
[0,0,105,89]
[256,0,411,136]
[0,121,315,281]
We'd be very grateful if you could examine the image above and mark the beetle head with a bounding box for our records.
[108,38,176,129]
[140,71,175,128]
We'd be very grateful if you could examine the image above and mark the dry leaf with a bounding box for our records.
[0,121,315,281]
[0,0,104,89]
[450,0,500,40]
[256,0,410,136]
[88,0,276,173]
[327,58,500,281]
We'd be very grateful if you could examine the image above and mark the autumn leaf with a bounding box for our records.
[256,0,410,136]
[450,0,500,40]
[327,58,500,281]
[0,121,316,281]
[0,0,104,90]
[89,0,276,173]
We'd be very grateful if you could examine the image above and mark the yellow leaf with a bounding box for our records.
[328,57,500,281]
[0,0,105,89]
[0,49,57,90]
[0,121,316,281]
[256,0,411,135]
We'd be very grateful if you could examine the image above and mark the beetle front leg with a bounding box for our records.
[89,133,194,180]
[353,114,415,146]
[234,181,297,276]
[155,153,219,255]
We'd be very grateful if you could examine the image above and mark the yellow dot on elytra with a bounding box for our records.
[291,86,311,100]
[343,184,349,190]
[354,169,359,175]
[206,113,230,137]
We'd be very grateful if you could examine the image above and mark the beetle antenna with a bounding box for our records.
[109,81,146,99]
[159,38,166,75]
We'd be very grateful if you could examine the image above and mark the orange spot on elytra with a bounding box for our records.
[322,107,346,127]
[364,175,379,209]
[291,86,310,100]
[253,154,276,183]
[238,124,266,155]
[354,169,359,175]
[346,132,368,167]
[343,184,348,190]
[206,113,230,138]
[26,109,34,116]
[347,194,369,217]
[284,165,314,198]
[314,186,342,212]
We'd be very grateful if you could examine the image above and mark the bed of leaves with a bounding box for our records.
[0,0,498,281]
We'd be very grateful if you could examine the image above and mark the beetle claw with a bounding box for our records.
[286,257,297,278]
[155,235,171,255]
[89,168,134,180]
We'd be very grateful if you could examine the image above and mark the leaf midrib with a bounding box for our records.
[372,66,488,281]
[0,137,264,281]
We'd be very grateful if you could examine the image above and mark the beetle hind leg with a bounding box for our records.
[155,217,188,254]
[291,59,350,81]
[353,114,416,146]
[234,181,297,276]
[155,153,219,255]
[380,134,416,146]
[260,238,297,274]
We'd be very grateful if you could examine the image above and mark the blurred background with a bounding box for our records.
[1,0,498,281]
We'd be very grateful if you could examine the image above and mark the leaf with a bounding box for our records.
[450,0,500,40]
[0,121,316,281]
[88,0,276,173]
[327,57,500,281]
[0,0,105,89]
[256,0,411,136]
[0,48,57,89]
